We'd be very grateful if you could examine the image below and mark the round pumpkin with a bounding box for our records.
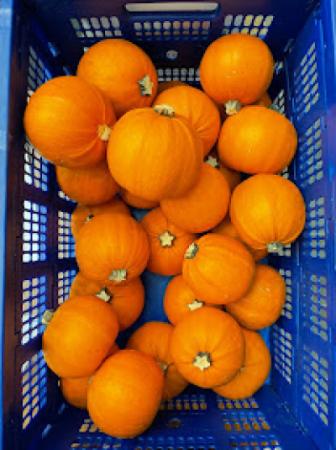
[76,213,149,284]
[226,265,286,330]
[87,350,164,438]
[107,106,203,202]
[214,329,271,399]
[161,164,230,233]
[77,39,157,118]
[200,34,274,114]
[121,190,159,209]
[42,295,119,378]
[60,376,90,409]
[154,85,221,155]
[183,233,255,304]
[141,208,195,276]
[170,307,244,388]
[255,92,272,107]
[205,153,241,191]
[71,199,130,241]
[24,76,115,168]
[56,162,119,206]
[218,106,297,174]
[127,322,188,400]
[230,174,306,253]
[157,80,186,94]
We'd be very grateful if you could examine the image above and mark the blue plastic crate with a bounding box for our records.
[1,0,336,449]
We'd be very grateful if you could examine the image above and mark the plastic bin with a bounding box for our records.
[0,0,336,449]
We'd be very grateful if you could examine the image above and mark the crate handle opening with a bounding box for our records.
[125,2,219,13]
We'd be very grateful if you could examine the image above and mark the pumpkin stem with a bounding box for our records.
[225,100,242,116]
[159,230,176,248]
[184,242,199,259]
[267,242,284,253]
[193,352,212,371]
[138,74,154,96]
[153,104,175,117]
[96,287,113,303]
[158,360,169,374]
[42,309,54,326]
[98,124,111,141]
[188,299,204,311]
[109,269,127,283]
[205,155,220,169]
[85,213,94,223]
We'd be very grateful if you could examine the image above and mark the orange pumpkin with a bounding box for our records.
[42,295,119,378]
[214,329,271,399]
[107,106,203,202]
[127,322,188,400]
[213,217,267,261]
[154,85,221,155]
[170,307,244,388]
[56,162,119,206]
[77,39,157,118]
[230,174,306,253]
[71,199,130,241]
[183,234,255,304]
[161,164,230,233]
[121,190,159,210]
[226,265,286,330]
[218,106,297,174]
[255,92,272,107]
[141,208,195,276]
[200,34,274,114]
[60,376,90,409]
[76,213,149,284]
[156,80,186,94]
[205,153,241,191]
[24,76,115,168]
[87,350,164,438]
[70,273,145,331]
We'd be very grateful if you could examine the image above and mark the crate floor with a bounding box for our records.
[36,386,317,450]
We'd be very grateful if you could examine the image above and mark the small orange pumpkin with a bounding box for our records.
[230,174,306,253]
[76,213,149,284]
[170,307,244,388]
[60,376,90,409]
[205,153,241,191]
[24,76,115,168]
[42,295,119,378]
[87,350,164,438]
[154,85,221,155]
[127,322,188,400]
[141,208,195,276]
[161,164,230,233]
[255,92,272,107]
[71,199,130,241]
[226,265,286,330]
[121,190,159,210]
[77,39,158,118]
[56,162,119,206]
[183,234,255,304]
[156,80,186,94]
[214,329,271,399]
[218,106,297,174]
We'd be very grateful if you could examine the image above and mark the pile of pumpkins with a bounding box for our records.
[24,34,306,439]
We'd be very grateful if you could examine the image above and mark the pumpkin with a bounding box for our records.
[87,350,164,438]
[218,106,297,174]
[42,295,119,378]
[170,307,244,388]
[71,199,130,241]
[161,164,230,233]
[200,34,274,115]
[141,208,195,276]
[77,39,157,118]
[213,218,267,261]
[230,174,306,253]
[157,80,186,94]
[24,76,115,168]
[127,322,188,400]
[214,329,271,399]
[60,376,90,409]
[154,85,221,155]
[56,162,119,206]
[76,213,149,284]
[121,190,159,210]
[70,273,145,331]
[205,153,241,191]
[183,233,255,304]
[107,106,203,202]
[255,92,272,107]
[226,265,286,330]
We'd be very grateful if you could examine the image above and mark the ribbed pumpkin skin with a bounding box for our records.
[200,34,274,105]
[87,350,164,438]
[214,329,271,399]
[107,107,203,202]
[24,76,115,168]
[206,153,241,191]
[121,190,159,209]
[77,39,158,117]
[60,376,90,409]
[230,174,306,251]
[254,92,272,106]
[218,106,297,174]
